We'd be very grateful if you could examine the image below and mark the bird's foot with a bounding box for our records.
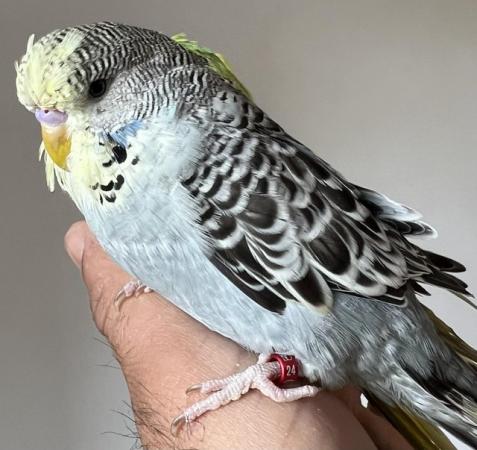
[115,279,153,307]
[171,353,320,436]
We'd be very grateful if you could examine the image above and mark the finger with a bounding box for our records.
[65,221,132,337]
[65,221,129,297]
[64,221,88,269]
[353,407,413,450]
[64,221,174,350]
[334,387,413,450]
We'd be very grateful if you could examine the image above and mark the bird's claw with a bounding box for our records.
[185,383,202,394]
[171,354,319,436]
[170,414,187,436]
[115,279,152,307]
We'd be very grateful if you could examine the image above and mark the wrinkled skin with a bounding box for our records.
[65,221,411,450]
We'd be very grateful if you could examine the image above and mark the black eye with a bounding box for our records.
[88,79,108,98]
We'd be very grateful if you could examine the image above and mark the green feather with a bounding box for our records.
[171,33,253,101]
[424,305,477,369]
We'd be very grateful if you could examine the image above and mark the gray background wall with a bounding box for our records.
[1,1,476,449]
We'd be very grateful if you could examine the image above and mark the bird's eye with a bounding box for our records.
[88,79,108,98]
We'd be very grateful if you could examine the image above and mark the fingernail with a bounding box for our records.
[64,222,88,269]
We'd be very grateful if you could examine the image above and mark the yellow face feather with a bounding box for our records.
[16,30,87,179]
[16,29,85,110]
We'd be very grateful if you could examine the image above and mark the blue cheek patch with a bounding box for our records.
[109,120,143,147]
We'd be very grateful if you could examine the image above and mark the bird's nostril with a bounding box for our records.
[35,108,68,126]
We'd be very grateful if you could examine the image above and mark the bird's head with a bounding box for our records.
[16,22,174,172]
[16,22,250,191]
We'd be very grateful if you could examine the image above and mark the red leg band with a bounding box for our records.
[269,353,301,384]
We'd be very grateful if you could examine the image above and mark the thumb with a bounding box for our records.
[64,221,89,269]
[64,220,130,293]
[64,221,131,337]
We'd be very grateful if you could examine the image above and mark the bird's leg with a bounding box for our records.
[115,279,153,306]
[171,353,320,436]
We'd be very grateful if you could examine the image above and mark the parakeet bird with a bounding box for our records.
[16,22,477,449]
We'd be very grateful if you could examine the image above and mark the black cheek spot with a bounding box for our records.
[102,159,113,168]
[104,193,116,203]
[91,183,99,190]
[115,175,125,190]
[131,156,139,165]
[112,145,127,163]
[100,180,114,191]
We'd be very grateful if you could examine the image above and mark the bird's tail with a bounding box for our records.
[367,305,477,450]
[366,392,459,450]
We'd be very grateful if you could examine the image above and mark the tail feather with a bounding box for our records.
[366,391,458,450]
[405,364,477,449]
[420,271,476,309]
[365,304,477,449]
[425,305,477,368]
[449,290,477,312]
[400,305,477,448]
[369,368,477,449]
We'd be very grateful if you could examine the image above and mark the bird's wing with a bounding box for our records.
[183,90,471,313]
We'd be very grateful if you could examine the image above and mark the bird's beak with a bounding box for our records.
[35,109,71,170]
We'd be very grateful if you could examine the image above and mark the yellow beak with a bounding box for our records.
[41,124,71,170]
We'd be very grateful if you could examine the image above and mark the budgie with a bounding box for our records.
[15,22,477,449]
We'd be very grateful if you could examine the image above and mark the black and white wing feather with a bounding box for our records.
[183,89,471,313]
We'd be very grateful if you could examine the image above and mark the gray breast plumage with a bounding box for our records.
[75,113,336,380]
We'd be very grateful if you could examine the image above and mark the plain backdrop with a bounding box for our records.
[1,1,476,449]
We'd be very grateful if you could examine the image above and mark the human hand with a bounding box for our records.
[64,221,412,450]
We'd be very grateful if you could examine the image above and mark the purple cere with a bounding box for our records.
[35,109,68,126]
